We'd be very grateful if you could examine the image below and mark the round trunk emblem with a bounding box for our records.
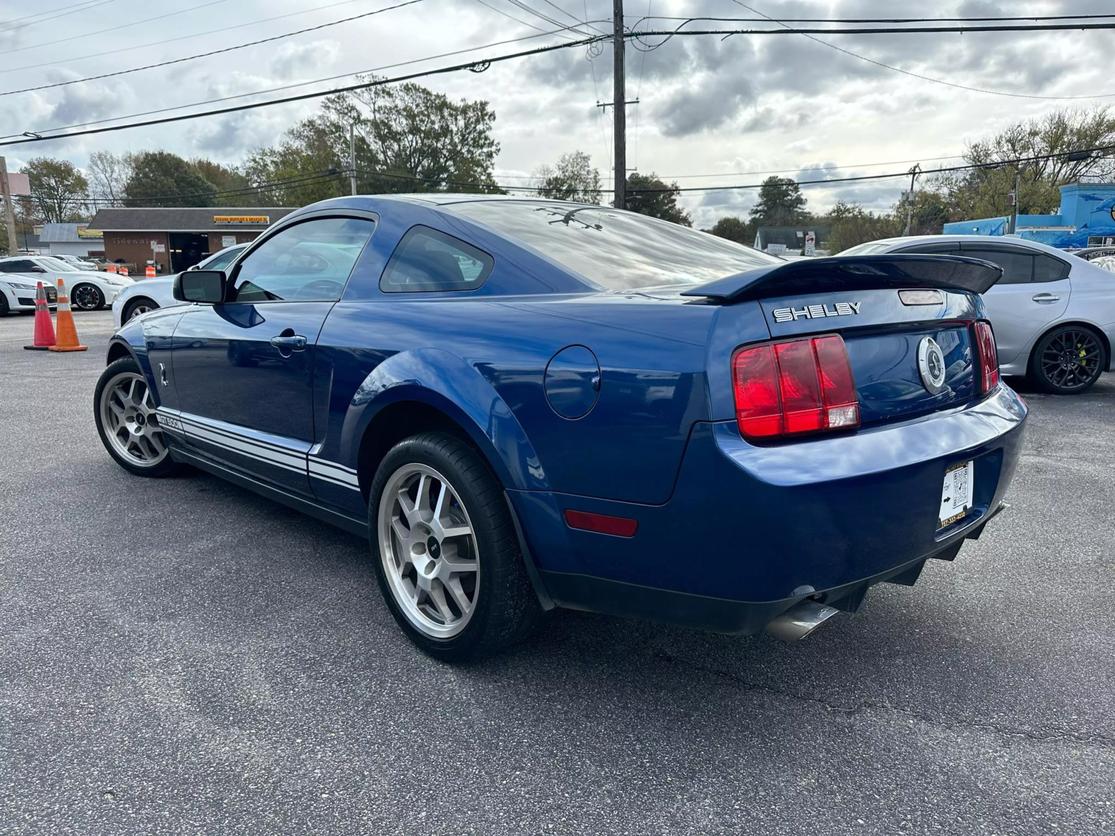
[918,336,947,394]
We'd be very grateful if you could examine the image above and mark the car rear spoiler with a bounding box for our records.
[679,254,1003,303]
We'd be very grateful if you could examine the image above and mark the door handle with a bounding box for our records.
[1032,293,1060,303]
[270,332,307,352]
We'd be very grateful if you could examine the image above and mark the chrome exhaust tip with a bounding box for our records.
[765,599,841,642]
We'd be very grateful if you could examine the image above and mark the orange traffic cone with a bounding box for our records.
[120,266,129,277]
[23,281,56,351]
[49,280,87,353]
[145,265,156,278]
[106,263,118,274]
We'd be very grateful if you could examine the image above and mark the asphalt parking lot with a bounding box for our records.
[1,309,1112,835]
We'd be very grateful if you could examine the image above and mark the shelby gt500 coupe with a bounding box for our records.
[95,195,1026,660]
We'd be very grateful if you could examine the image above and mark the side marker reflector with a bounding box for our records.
[564,509,638,538]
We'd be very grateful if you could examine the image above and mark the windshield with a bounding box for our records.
[40,257,79,272]
[447,200,779,290]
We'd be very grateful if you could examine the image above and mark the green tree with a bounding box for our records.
[748,176,809,227]
[708,215,753,244]
[246,81,501,202]
[826,201,899,253]
[624,172,691,225]
[932,106,1115,220]
[24,157,89,222]
[87,151,133,207]
[191,159,249,195]
[534,151,600,203]
[124,151,217,207]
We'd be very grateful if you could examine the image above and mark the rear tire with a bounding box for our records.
[94,357,182,477]
[0,293,8,316]
[1028,325,1106,394]
[369,431,541,661]
[71,283,104,311]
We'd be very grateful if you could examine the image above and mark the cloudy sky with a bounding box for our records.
[0,0,1111,226]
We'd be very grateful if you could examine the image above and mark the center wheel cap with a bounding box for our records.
[427,537,441,559]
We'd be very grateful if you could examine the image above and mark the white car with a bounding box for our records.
[112,243,247,327]
[0,255,132,312]
[0,269,58,314]
[841,234,1115,394]
[54,254,99,271]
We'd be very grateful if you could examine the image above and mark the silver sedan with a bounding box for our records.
[841,234,1115,394]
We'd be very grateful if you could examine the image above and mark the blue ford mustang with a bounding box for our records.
[95,195,1027,660]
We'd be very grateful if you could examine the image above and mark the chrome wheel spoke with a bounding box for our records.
[377,463,480,639]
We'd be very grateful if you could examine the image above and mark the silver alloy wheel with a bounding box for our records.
[127,302,154,320]
[99,371,168,467]
[377,463,480,639]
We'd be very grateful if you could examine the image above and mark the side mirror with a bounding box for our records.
[174,270,227,304]
[29,266,46,273]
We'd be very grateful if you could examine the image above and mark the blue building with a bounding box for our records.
[942,182,1115,248]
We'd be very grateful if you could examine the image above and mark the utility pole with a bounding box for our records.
[0,156,18,256]
[349,124,358,196]
[902,163,921,236]
[612,0,625,210]
[1009,168,1021,234]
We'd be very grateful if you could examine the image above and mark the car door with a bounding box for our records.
[959,244,1070,368]
[169,215,376,496]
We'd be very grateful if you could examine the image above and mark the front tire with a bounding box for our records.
[369,432,541,661]
[94,357,181,477]
[71,283,105,311]
[123,297,158,322]
[1028,325,1106,394]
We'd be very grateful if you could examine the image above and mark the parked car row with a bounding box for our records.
[0,255,132,314]
[111,244,247,327]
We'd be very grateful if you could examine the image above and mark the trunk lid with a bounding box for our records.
[692,257,998,429]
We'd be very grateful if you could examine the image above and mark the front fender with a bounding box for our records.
[341,347,549,492]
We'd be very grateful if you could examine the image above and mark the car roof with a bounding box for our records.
[866,234,1076,257]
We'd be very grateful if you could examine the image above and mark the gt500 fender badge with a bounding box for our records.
[772,301,861,323]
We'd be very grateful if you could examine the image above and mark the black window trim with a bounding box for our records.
[224,211,378,305]
[378,224,495,295]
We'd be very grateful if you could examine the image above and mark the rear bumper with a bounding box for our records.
[512,383,1027,633]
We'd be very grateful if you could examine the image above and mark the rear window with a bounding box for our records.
[447,201,778,290]
[962,248,1033,284]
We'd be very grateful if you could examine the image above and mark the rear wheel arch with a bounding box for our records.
[356,399,504,501]
[1027,320,1110,370]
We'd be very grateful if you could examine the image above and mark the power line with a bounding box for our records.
[0,25,602,141]
[537,0,607,35]
[0,0,232,58]
[0,34,609,148]
[637,13,1115,25]
[7,19,1115,146]
[0,0,116,35]
[472,0,579,40]
[628,145,1115,194]
[0,0,370,76]
[86,171,347,206]
[0,0,426,97]
[726,0,1115,101]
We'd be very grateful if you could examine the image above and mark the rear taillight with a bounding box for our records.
[732,334,859,440]
[972,320,1000,394]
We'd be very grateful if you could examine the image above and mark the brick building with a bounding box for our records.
[88,207,296,273]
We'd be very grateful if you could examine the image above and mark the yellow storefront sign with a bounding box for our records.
[212,215,270,224]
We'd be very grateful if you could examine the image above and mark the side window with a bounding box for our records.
[380,226,493,293]
[4,260,37,273]
[0,262,17,273]
[897,244,962,256]
[229,217,374,303]
[1032,253,1070,282]
[204,247,243,272]
[963,248,1034,284]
